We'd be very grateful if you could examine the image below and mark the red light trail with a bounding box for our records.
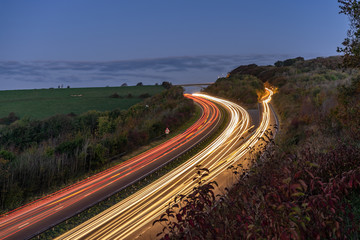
[0,94,221,240]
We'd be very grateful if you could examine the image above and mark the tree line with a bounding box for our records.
[0,86,194,212]
[204,74,265,108]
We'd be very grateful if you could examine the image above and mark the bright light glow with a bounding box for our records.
[57,89,274,240]
[0,95,221,240]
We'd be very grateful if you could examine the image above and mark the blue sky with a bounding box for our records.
[0,0,348,61]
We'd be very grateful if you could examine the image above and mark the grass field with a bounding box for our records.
[0,86,164,120]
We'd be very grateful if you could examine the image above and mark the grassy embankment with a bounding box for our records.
[154,56,360,239]
[0,86,195,213]
[36,99,229,239]
[0,85,164,120]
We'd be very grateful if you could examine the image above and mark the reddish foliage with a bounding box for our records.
[154,139,360,239]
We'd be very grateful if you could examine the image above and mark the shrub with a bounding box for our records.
[0,112,19,125]
[155,142,360,239]
[109,93,122,98]
[139,93,151,98]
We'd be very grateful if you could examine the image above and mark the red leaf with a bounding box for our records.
[294,170,302,179]
[189,219,195,227]
[349,178,353,188]
[298,179,308,192]
[176,213,182,222]
[305,169,315,179]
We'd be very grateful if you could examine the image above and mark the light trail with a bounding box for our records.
[0,95,221,240]
[58,89,274,240]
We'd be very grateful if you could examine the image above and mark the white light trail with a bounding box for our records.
[58,89,274,240]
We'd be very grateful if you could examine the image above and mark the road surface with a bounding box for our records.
[0,94,222,240]
[56,90,275,240]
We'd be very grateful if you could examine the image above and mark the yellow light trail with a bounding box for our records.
[57,89,274,240]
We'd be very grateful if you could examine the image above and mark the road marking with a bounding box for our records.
[49,187,88,206]
[110,172,122,179]
[55,206,64,211]
[18,222,29,229]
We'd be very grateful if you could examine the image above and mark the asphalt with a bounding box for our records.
[0,95,222,240]
[135,98,279,240]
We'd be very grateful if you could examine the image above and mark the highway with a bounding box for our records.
[57,89,274,240]
[0,95,222,240]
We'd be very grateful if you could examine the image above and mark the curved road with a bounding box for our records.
[0,95,222,240]
[56,91,275,240]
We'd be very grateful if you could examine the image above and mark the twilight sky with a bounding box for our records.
[0,0,348,61]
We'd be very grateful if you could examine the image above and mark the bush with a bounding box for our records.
[0,112,19,125]
[139,93,151,98]
[204,74,265,107]
[155,142,360,239]
[161,81,172,89]
[109,93,122,98]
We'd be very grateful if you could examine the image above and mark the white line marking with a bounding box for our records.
[18,222,29,229]
[55,206,64,211]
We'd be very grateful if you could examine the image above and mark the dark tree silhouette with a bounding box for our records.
[338,0,360,67]
[161,81,172,89]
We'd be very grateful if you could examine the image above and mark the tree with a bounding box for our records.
[274,57,304,67]
[0,112,19,125]
[338,0,360,67]
[161,81,172,89]
[136,82,143,86]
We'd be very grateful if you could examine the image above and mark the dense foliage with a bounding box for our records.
[274,56,305,67]
[204,74,265,108]
[229,56,355,152]
[155,57,360,239]
[156,140,360,239]
[334,76,360,142]
[0,86,194,212]
[338,0,360,67]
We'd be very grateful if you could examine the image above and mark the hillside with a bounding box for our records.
[155,56,360,239]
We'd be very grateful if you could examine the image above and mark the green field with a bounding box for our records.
[0,86,164,120]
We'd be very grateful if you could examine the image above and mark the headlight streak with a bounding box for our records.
[57,89,274,240]
[0,95,221,240]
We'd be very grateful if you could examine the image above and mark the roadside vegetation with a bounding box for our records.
[35,102,228,240]
[204,73,265,108]
[0,85,164,120]
[155,56,360,239]
[0,86,194,213]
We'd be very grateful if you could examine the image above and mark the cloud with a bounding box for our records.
[0,54,288,90]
